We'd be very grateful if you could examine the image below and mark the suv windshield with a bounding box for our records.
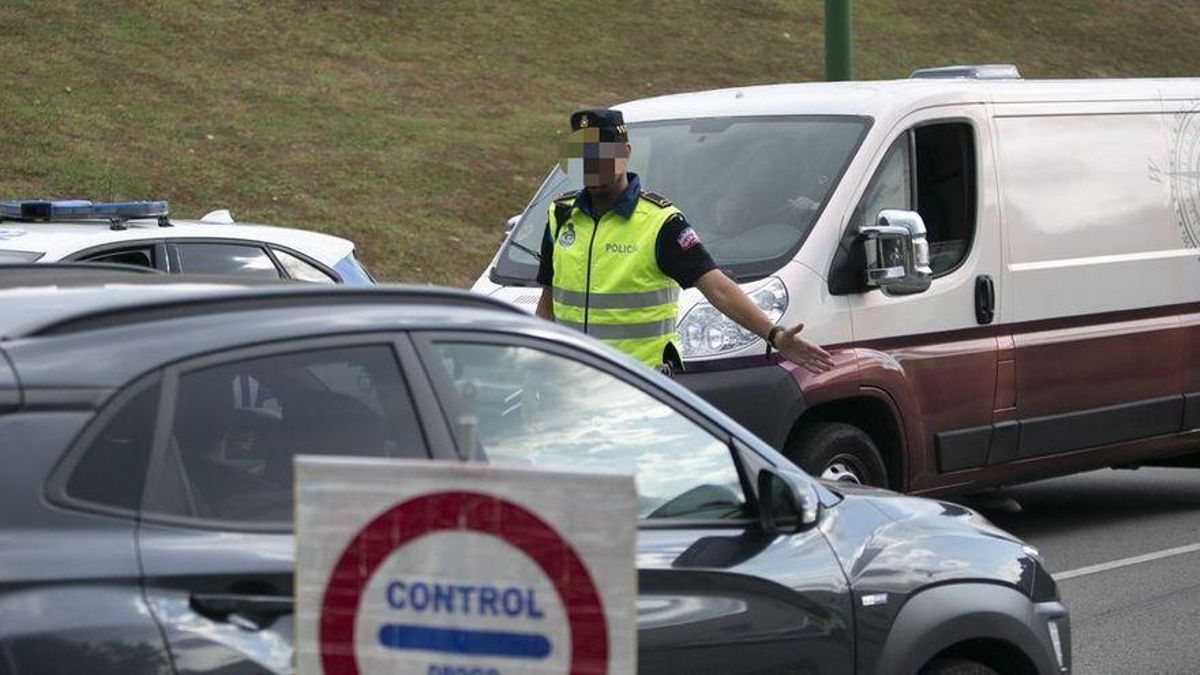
[493,115,869,283]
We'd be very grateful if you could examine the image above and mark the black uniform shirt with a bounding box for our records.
[535,173,717,289]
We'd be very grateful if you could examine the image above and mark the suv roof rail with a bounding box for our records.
[23,284,526,338]
[909,64,1022,80]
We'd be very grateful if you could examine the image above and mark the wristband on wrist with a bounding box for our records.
[765,324,785,355]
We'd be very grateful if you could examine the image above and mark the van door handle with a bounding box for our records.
[975,275,995,325]
[190,592,293,630]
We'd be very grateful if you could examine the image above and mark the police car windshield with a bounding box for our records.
[495,115,870,283]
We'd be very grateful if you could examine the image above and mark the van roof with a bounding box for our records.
[616,76,1200,123]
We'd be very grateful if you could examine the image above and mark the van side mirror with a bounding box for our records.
[757,468,821,535]
[504,215,520,234]
[859,209,932,296]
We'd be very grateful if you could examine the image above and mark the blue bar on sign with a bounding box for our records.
[377,624,552,659]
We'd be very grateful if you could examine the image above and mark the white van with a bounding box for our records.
[472,65,1200,495]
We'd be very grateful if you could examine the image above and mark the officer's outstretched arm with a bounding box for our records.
[535,287,554,321]
[693,270,833,374]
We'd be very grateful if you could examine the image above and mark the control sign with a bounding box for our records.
[295,457,637,674]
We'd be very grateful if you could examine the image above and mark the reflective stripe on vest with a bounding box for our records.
[549,193,681,368]
[552,287,680,310]
[554,317,677,340]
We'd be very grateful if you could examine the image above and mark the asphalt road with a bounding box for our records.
[963,467,1200,675]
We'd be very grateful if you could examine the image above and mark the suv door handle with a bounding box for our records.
[975,275,995,325]
[190,592,293,630]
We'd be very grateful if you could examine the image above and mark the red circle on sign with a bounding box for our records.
[318,491,609,674]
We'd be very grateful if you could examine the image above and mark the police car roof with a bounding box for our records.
[0,218,355,265]
[0,280,523,340]
[614,75,1200,126]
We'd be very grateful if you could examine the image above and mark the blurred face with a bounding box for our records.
[563,127,630,190]
[582,141,630,189]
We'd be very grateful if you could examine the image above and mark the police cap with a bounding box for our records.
[570,108,628,142]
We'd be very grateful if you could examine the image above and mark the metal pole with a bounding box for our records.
[824,0,853,81]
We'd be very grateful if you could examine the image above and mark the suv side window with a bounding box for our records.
[851,122,977,277]
[175,242,282,278]
[63,377,161,512]
[144,344,427,525]
[427,341,749,521]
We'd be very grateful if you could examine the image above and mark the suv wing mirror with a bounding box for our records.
[859,209,932,296]
[757,468,821,535]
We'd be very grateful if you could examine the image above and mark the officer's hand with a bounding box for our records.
[776,323,834,374]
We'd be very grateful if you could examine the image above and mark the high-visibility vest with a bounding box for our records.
[549,190,681,368]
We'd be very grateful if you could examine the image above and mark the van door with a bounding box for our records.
[837,105,1004,492]
[992,100,1188,469]
[1169,98,1200,435]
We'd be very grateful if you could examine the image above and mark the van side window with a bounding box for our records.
[852,135,913,231]
[914,123,976,275]
[852,122,977,277]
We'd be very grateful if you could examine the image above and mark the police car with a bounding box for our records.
[0,199,373,284]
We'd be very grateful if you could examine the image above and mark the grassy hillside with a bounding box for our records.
[2,0,1197,285]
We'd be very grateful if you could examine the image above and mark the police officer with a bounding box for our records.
[535,108,833,374]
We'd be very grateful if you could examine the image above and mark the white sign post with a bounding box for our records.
[295,457,637,675]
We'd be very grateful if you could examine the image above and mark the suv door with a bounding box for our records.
[135,335,448,674]
[412,333,854,674]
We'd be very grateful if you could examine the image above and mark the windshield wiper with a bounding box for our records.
[506,239,541,261]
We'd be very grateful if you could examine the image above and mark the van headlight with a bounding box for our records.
[678,278,787,358]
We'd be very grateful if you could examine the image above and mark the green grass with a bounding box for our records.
[1,0,1197,285]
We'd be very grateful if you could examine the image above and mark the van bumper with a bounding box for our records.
[675,356,805,450]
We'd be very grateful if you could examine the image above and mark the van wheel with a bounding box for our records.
[787,422,888,487]
[918,657,999,675]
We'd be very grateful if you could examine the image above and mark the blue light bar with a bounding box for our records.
[0,199,169,221]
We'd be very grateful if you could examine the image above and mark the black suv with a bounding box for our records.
[0,273,1069,674]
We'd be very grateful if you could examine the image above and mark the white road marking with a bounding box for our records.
[1053,542,1200,582]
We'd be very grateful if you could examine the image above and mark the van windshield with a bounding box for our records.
[493,115,869,283]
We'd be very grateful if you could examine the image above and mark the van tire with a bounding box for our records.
[787,422,888,487]
[918,657,999,675]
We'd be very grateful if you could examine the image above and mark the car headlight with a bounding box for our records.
[678,278,788,358]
